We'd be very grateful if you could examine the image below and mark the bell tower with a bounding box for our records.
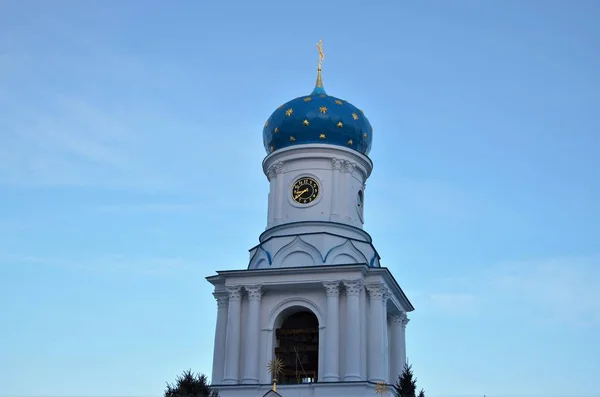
[207,41,414,397]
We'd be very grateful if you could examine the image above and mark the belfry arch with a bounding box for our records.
[273,307,320,384]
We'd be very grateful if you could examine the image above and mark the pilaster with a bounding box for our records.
[330,158,342,220]
[366,283,386,382]
[268,161,284,224]
[340,159,357,221]
[322,281,341,381]
[242,285,263,384]
[343,280,363,381]
[222,286,243,385]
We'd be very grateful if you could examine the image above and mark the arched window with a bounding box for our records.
[275,310,319,383]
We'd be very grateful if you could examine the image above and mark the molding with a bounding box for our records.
[332,157,358,174]
[248,245,273,269]
[389,314,403,325]
[244,285,263,301]
[365,283,386,300]
[271,236,324,267]
[324,239,369,265]
[225,285,243,302]
[340,159,357,173]
[332,157,343,170]
[267,296,324,329]
[343,280,364,296]
[322,281,340,297]
[400,311,410,328]
[263,143,373,180]
[213,292,228,309]
[258,221,376,245]
[207,264,415,312]
[382,286,391,303]
[266,161,284,179]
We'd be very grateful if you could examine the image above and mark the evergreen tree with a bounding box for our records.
[393,364,417,397]
[164,369,218,397]
[417,389,425,397]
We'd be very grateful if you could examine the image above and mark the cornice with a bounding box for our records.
[262,143,373,179]
[206,264,415,312]
[257,221,375,245]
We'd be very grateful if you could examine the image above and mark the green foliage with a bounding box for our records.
[164,369,218,397]
[393,364,425,397]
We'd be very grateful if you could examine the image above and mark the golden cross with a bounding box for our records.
[317,39,325,70]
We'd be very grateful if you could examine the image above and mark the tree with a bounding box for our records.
[164,369,218,397]
[393,364,426,397]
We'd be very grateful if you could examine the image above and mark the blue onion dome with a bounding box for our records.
[262,43,373,156]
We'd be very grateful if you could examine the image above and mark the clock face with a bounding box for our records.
[292,177,320,204]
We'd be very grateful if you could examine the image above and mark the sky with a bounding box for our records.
[0,0,599,396]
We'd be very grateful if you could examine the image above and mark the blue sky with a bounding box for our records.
[1,0,599,396]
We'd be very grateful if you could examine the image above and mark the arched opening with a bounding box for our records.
[274,309,319,384]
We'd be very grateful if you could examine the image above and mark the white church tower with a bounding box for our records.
[207,40,414,397]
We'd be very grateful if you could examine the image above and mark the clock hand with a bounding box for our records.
[294,188,309,199]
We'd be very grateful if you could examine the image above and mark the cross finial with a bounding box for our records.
[317,39,325,71]
[312,39,326,94]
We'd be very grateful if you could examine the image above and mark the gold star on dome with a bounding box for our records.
[348,139,353,145]
[274,127,279,134]
[303,119,309,126]
[363,132,367,139]
[290,136,296,141]
[303,97,312,102]
[265,120,269,128]
[334,99,343,105]
[319,133,326,139]
[270,145,274,152]
[352,113,359,120]
[285,108,293,116]
[337,121,343,128]
[319,106,328,113]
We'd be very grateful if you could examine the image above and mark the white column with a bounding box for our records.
[389,312,409,381]
[343,280,363,381]
[381,288,390,383]
[211,292,228,384]
[222,285,243,385]
[322,281,340,381]
[401,312,409,372]
[366,283,385,382]
[242,285,263,384]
